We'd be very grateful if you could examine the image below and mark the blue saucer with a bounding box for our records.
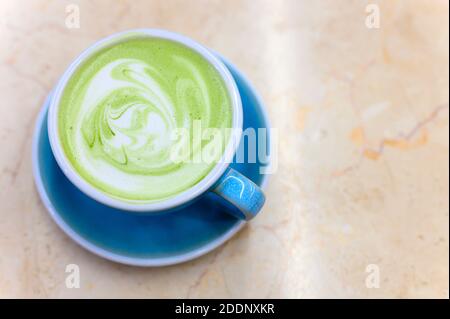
[32,56,270,266]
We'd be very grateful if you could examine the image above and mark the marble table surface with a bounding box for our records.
[0,0,448,298]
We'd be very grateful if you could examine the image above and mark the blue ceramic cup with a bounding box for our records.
[47,29,265,220]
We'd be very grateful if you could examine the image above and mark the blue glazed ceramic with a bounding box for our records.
[32,55,270,266]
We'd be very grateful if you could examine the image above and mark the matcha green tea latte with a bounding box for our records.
[57,37,233,202]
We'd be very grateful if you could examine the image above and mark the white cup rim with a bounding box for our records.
[48,29,243,212]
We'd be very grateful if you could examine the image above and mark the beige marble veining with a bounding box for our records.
[0,0,448,298]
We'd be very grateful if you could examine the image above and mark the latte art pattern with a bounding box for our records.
[82,59,189,174]
[58,38,232,202]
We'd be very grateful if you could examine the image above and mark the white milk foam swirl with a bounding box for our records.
[60,41,233,202]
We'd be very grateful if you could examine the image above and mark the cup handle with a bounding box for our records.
[212,168,265,220]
